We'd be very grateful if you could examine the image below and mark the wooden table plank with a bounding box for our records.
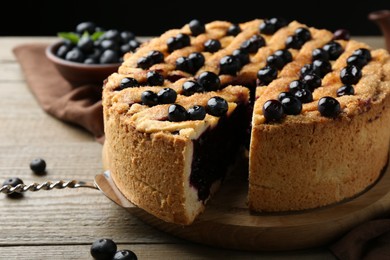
[0,36,386,259]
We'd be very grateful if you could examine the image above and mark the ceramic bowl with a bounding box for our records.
[45,41,121,86]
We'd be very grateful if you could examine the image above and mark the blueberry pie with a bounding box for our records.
[102,18,390,225]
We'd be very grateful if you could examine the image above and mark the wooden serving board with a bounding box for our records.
[95,161,390,251]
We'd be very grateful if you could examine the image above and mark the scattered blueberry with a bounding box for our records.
[2,177,24,198]
[90,238,117,260]
[30,158,46,175]
[113,250,138,260]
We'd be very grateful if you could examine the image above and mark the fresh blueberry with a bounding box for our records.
[113,250,138,260]
[312,48,329,61]
[167,33,191,52]
[346,55,369,69]
[278,91,294,101]
[274,49,293,65]
[118,77,139,90]
[227,24,241,36]
[333,29,351,40]
[30,158,46,175]
[90,238,117,260]
[281,96,302,115]
[99,49,119,64]
[301,73,322,92]
[219,55,241,75]
[352,48,372,62]
[188,52,205,71]
[240,35,265,53]
[75,21,96,34]
[65,48,85,63]
[2,177,24,198]
[176,56,195,73]
[266,54,284,70]
[259,17,288,35]
[257,66,277,85]
[322,41,344,60]
[312,59,332,77]
[294,88,313,103]
[232,49,250,66]
[289,80,307,92]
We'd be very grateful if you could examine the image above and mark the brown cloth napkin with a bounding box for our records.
[12,43,104,143]
[329,218,390,260]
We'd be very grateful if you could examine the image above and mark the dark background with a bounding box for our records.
[2,1,389,37]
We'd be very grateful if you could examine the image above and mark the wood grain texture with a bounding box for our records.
[0,36,385,259]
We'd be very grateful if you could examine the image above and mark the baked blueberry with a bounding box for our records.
[262,99,284,122]
[232,49,250,66]
[141,90,158,106]
[285,35,304,49]
[300,63,320,78]
[295,27,311,42]
[312,48,329,61]
[197,71,221,91]
[2,177,24,198]
[278,91,293,101]
[333,28,351,40]
[168,104,188,122]
[227,24,241,36]
[257,66,277,85]
[294,88,313,103]
[90,238,117,260]
[259,17,288,35]
[318,96,341,117]
[188,52,205,71]
[182,80,204,96]
[176,56,195,74]
[352,48,372,62]
[187,105,206,120]
[240,35,265,53]
[340,65,362,85]
[274,49,293,65]
[346,55,368,69]
[118,77,139,90]
[322,41,344,60]
[204,39,221,53]
[289,80,307,92]
[146,71,164,86]
[137,50,164,69]
[113,250,138,260]
[206,96,228,117]
[157,88,177,104]
[167,33,191,52]
[281,96,302,115]
[219,55,241,75]
[301,73,322,92]
[336,85,355,96]
[266,54,284,70]
[30,158,46,175]
[313,59,332,77]
[189,19,205,36]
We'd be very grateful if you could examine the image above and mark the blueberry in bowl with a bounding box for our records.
[45,21,141,86]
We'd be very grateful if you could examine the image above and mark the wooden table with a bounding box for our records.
[0,36,386,260]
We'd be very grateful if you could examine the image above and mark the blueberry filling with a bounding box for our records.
[190,104,249,202]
